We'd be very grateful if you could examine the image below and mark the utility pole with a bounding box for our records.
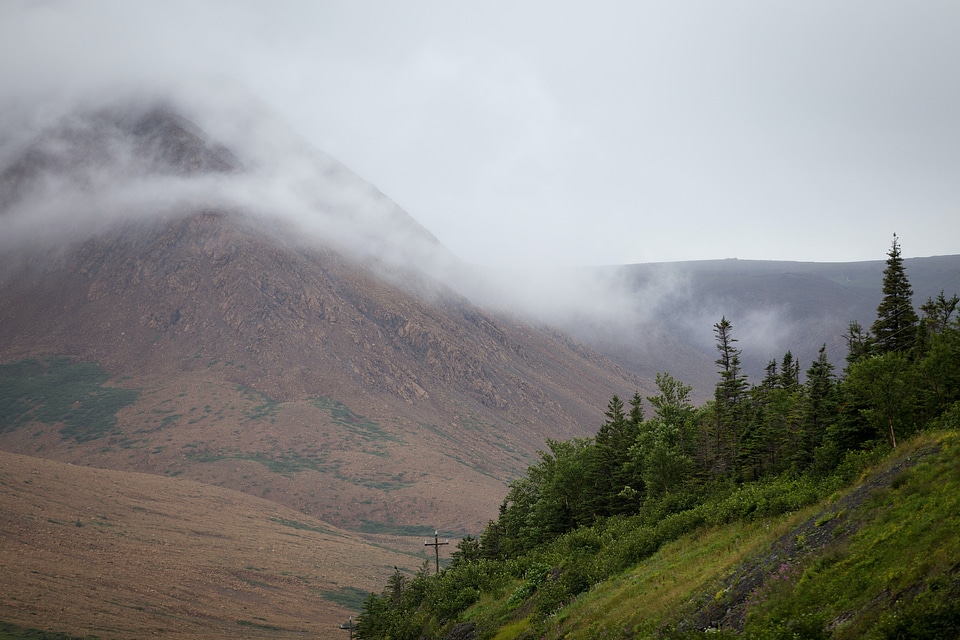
[339,615,355,639]
[424,530,449,574]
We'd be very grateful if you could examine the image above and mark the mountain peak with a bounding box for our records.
[124,104,243,176]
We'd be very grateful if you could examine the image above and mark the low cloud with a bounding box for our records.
[0,82,839,395]
[0,82,678,338]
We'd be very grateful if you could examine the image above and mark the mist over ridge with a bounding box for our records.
[0,83,668,355]
[2,84,958,399]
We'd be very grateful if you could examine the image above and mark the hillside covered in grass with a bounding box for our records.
[355,238,960,639]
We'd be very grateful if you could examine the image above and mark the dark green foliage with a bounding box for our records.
[916,312,960,416]
[799,345,836,466]
[593,394,645,515]
[710,317,749,475]
[918,290,959,348]
[844,352,917,448]
[845,320,873,366]
[876,589,960,640]
[871,234,920,356]
[0,357,139,442]
[358,522,457,536]
[356,560,509,639]
[358,237,960,639]
[450,534,482,567]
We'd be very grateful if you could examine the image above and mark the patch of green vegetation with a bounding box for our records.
[236,386,280,420]
[338,472,413,492]
[234,619,281,631]
[734,434,960,640]
[322,586,371,612]
[310,396,399,443]
[269,516,328,534]
[358,431,960,640]
[0,357,140,442]
[159,414,181,429]
[420,422,453,441]
[358,522,460,537]
[239,578,271,589]
[187,450,330,476]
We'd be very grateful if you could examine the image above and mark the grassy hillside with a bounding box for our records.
[0,450,425,639]
[539,430,960,639]
[359,428,960,639]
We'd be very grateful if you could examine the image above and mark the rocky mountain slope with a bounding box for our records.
[0,100,643,540]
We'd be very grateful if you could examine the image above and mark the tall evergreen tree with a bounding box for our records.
[916,300,960,416]
[628,391,645,426]
[780,351,800,389]
[871,234,919,355]
[595,394,643,515]
[799,345,836,467]
[711,317,749,474]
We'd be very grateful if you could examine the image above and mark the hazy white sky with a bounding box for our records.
[2,0,959,267]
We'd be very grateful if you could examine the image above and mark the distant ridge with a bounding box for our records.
[580,254,960,396]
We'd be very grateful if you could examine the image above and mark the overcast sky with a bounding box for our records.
[2,0,959,267]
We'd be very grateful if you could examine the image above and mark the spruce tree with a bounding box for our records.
[799,345,836,467]
[595,394,643,515]
[871,234,919,355]
[711,317,748,473]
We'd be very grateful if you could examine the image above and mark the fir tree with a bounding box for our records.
[711,317,748,473]
[595,394,643,515]
[871,234,919,355]
[799,345,836,467]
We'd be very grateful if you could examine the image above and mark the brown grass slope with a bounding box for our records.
[0,449,416,639]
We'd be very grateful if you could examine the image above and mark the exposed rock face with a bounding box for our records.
[0,102,642,532]
[2,207,629,428]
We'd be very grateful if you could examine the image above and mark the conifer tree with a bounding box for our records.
[780,351,800,389]
[871,234,919,355]
[799,345,836,467]
[711,317,748,473]
[917,290,960,357]
[844,320,873,367]
[595,394,643,515]
[628,391,645,426]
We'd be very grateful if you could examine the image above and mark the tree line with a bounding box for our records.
[355,235,960,638]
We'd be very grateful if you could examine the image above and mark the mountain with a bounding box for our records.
[576,255,960,398]
[0,100,643,541]
[2,94,958,638]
